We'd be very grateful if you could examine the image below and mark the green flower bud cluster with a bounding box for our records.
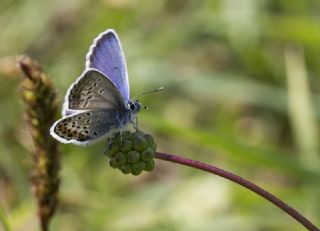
[104,130,157,175]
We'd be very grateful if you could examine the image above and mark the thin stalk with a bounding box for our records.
[155,152,319,231]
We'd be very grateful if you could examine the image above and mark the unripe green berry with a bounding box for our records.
[141,148,154,161]
[122,131,132,139]
[112,152,127,165]
[104,142,121,158]
[145,134,157,151]
[151,142,157,151]
[109,159,118,168]
[120,140,133,153]
[131,161,146,175]
[120,164,132,174]
[132,133,147,151]
[144,134,153,143]
[144,159,155,172]
[114,131,132,141]
[127,151,140,163]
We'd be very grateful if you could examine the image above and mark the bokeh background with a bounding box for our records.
[0,0,320,230]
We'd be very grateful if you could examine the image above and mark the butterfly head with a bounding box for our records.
[128,100,141,114]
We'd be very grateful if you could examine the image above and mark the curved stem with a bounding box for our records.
[155,152,319,231]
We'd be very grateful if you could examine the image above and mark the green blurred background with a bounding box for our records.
[0,0,319,230]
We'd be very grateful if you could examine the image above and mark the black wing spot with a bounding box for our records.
[83,101,89,107]
[69,95,76,100]
[77,136,85,141]
[99,89,105,94]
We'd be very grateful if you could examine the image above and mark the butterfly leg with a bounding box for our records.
[106,121,122,148]
[108,134,113,148]
[105,128,117,151]
[103,134,112,155]
[119,129,123,144]
[130,116,139,131]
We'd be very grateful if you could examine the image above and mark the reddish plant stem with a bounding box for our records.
[155,152,319,231]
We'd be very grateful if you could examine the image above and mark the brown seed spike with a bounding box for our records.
[18,55,60,231]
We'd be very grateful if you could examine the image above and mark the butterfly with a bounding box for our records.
[50,29,141,145]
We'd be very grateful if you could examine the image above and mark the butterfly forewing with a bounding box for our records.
[63,69,126,116]
[51,109,122,145]
[86,29,130,102]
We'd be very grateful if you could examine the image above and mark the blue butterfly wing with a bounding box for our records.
[86,29,130,102]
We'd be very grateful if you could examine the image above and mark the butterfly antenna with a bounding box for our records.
[136,86,164,99]
[133,87,163,110]
[133,86,164,100]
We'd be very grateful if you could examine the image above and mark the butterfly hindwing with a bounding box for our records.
[85,29,130,102]
[50,109,123,145]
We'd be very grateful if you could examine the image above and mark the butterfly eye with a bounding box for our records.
[130,103,135,110]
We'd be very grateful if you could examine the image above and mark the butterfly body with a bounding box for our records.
[50,29,140,145]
